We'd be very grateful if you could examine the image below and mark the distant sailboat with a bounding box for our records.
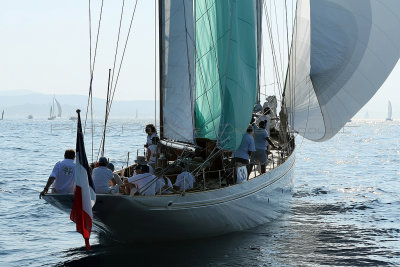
[27,115,33,119]
[55,98,62,117]
[48,97,61,120]
[386,100,393,121]
[1,110,4,120]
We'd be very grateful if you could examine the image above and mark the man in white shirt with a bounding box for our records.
[250,120,278,174]
[92,157,114,194]
[174,171,195,191]
[154,168,173,194]
[39,149,76,198]
[126,165,157,196]
[256,107,271,135]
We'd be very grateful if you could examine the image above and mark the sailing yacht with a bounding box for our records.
[48,97,62,120]
[43,0,400,242]
[0,110,4,120]
[386,100,393,121]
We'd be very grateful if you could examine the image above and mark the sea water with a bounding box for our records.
[0,119,399,266]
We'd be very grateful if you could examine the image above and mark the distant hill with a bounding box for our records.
[0,90,157,119]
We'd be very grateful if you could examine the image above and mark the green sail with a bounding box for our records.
[194,0,259,150]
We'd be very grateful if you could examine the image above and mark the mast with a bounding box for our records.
[158,0,163,138]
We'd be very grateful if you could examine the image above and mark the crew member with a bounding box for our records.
[39,149,76,198]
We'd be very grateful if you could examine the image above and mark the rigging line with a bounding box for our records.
[263,1,283,101]
[154,0,157,128]
[89,0,93,75]
[289,0,299,128]
[96,69,111,160]
[101,69,112,158]
[266,4,283,100]
[284,0,290,65]
[88,0,92,158]
[272,0,284,85]
[84,0,104,133]
[108,0,125,114]
[107,0,139,120]
[268,7,284,102]
[264,1,280,92]
[88,0,94,162]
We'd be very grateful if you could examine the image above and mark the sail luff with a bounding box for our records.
[159,0,196,144]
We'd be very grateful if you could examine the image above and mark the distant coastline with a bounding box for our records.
[0,90,157,119]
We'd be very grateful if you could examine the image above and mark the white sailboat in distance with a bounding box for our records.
[386,100,393,121]
[48,96,62,120]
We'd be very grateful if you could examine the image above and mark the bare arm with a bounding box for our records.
[266,137,277,148]
[39,177,55,199]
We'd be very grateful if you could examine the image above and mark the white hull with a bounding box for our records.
[44,151,295,241]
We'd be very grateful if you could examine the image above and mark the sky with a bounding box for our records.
[0,1,399,118]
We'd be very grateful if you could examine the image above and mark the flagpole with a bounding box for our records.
[70,109,96,251]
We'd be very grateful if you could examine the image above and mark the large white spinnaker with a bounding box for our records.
[159,0,195,144]
[285,0,400,141]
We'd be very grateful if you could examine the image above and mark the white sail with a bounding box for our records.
[285,0,400,141]
[160,0,195,144]
[55,98,62,117]
[387,100,392,120]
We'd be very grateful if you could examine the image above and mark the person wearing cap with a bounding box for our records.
[135,156,154,175]
[250,120,278,174]
[92,156,114,194]
[39,149,76,198]
[256,107,272,135]
[232,126,256,182]
[125,165,157,196]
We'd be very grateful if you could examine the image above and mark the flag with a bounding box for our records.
[70,109,96,251]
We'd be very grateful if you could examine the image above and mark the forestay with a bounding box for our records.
[160,0,195,143]
[195,0,261,150]
[284,0,400,141]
